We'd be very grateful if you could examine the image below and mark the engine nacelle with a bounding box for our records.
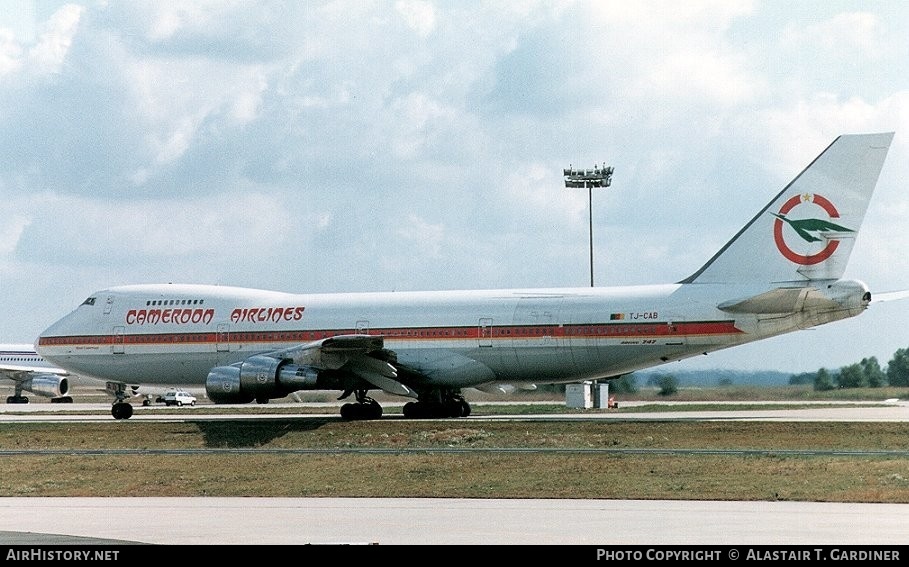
[21,374,69,398]
[205,355,320,404]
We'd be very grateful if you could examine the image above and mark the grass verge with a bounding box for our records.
[1,419,907,502]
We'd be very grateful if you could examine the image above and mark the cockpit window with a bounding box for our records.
[82,297,96,306]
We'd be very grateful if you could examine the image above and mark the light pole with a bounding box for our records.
[564,163,613,287]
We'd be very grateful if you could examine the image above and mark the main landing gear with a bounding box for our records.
[6,395,72,403]
[337,388,472,420]
[402,391,471,419]
[339,389,383,420]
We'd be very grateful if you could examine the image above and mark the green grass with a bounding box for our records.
[1,418,908,502]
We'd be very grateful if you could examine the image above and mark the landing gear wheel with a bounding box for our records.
[111,402,134,420]
[403,392,471,419]
[402,401,446,419]
[6,395,29,404]
[340,400,383,420]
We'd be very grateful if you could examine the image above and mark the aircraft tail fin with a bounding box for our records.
[680,132,894,285]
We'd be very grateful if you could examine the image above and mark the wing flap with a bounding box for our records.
[346,353,415,397]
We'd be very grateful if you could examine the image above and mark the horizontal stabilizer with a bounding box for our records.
[871,289,909,304]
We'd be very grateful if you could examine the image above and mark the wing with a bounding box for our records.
[0,363,69,377]
[272,334,417,397]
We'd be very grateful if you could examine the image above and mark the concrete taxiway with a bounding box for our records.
[1,497,908,546]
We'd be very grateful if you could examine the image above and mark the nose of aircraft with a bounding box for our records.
[34,296,91,358]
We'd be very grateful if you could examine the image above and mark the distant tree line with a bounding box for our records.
[789,348,909,391]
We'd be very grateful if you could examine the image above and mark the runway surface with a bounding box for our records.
[1,398,907,422]
[1,497,908,546]
[0,399,907,546]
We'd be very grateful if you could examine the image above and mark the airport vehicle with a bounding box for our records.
[0,344,72,403]
[162,390,197,407]
[36,133,896,420]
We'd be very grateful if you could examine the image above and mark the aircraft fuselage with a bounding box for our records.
[36,280,865,391]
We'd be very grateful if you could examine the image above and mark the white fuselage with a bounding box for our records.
[0,344,57,371]
[35,281,864,392]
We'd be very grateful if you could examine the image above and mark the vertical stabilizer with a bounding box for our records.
[681,132,894,285]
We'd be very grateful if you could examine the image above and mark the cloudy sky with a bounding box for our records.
[2,1,909,375]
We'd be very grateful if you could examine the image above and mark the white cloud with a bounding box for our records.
[25,192,291,263]
[801,12,885,57]
[395,0,436,38]
[0,214,30,255]
[2,1,909,375]
[28,3,83,75]
[386,91,456,158]
[0,29,24,76]
[643,50,762,106]
[396,214,445,258]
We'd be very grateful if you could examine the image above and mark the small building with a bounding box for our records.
[566,381,612,409]
[565,382,594,408]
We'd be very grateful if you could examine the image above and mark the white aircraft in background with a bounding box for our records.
[0,344,142,405]
[37,132,897,420]
[0,344,73,403]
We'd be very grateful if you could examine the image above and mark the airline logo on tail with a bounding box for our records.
[771,193,854,265]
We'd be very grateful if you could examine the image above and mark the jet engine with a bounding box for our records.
[21,374,69,398]
[205,355,320,403]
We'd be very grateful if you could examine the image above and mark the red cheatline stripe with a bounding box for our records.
[37,320,742,347]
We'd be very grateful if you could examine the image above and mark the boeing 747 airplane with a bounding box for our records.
[36,132,896,420]
[0,344,73,403]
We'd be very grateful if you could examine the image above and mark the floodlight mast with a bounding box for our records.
[563,164,613,287]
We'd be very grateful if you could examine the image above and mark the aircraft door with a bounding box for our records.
[112,326,125,354]
[659,315,688,355]
[511,297,564,377]
[216,323,230,352]
[478,318,493,347]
